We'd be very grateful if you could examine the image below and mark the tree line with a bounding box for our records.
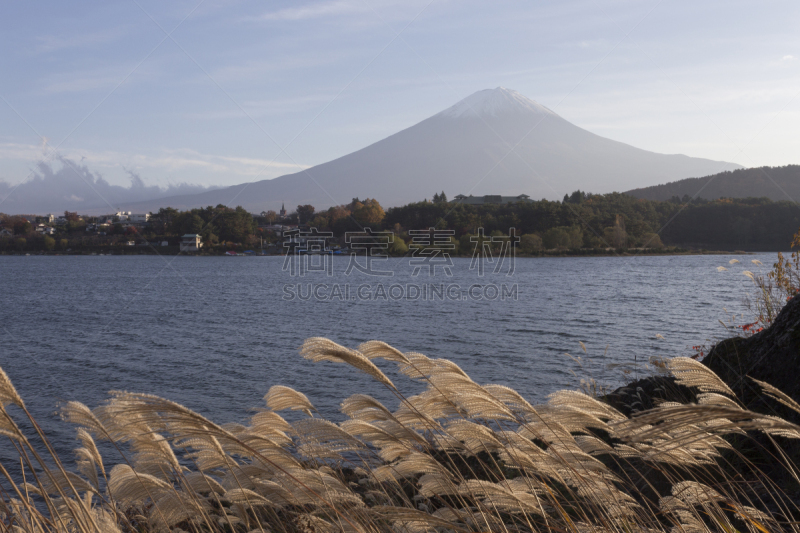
[382,192,798,252]
[2,193,798,253]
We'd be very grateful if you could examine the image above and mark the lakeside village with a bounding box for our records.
[2,190,799,255]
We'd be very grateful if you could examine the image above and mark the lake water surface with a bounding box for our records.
[0,253,777,461]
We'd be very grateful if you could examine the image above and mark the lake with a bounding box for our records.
[0,252,776,462]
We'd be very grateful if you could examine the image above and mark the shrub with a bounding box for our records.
[519,233,542,253]
[389,235,408,255]
[639,232,664,248]
[603,225,627,248]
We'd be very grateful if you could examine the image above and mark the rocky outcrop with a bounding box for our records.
[703,295,800,420]
[602,375,697,416]
[604,295,800,419]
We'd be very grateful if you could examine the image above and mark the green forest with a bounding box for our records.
[383,192,799,252]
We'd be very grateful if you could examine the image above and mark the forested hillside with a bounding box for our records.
[625,165,800,202]
[385,193,800,251]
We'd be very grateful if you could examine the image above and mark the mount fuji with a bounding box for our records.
[118,87,741,213]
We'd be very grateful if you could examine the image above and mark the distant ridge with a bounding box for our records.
[625,165,800,202]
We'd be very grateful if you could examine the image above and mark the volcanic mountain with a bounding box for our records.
[113,88,743,212]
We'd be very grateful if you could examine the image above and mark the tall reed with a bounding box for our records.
[1,339,799,532]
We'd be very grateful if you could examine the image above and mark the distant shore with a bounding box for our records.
[0,247,764,258]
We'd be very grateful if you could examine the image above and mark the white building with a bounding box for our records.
[97,211,132,223]
[129,213,150,223]
[35,225,56,235]
[180,234,203,252]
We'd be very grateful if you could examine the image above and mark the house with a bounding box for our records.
[180,234,203,252]
[129,213,150,224]
[450,194,532,205]
[35,225,55,235]
[97,211,131,223]
[262,224,287,234]
[0,228,13,237]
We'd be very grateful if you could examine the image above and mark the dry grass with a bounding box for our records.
[1,339,800,532]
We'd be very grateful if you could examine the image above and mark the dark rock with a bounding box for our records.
[703,294,800,420]
[602,375,698,417]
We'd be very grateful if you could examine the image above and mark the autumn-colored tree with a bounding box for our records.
[263,210,278,224]
[519,234,543,253]
[11,217,31,235]
[308,214,329,229]
[328,205,350,223]
[352,198,385,226]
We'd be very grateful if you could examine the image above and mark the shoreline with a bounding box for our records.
[0,248,770,258]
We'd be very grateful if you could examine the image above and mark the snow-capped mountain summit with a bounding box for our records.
[93,88,741,214]
[437,87,557,119]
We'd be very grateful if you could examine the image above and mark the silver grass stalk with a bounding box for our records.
[264,385,315,416]
[300,337,396,389]
[667,357,736,397]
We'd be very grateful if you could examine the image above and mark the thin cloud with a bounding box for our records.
[187,93,337,120]
[0,143,309,186]
[256,1,366,21]
[35,27,129,53]
[44,73,124,93]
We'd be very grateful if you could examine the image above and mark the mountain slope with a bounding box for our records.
[110,88,742,213]
[625,165,800,202]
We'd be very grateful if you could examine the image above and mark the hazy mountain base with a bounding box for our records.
[0,158,219,215]
[3,312,800,531]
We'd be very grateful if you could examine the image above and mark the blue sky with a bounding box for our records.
[0,0,798,189]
